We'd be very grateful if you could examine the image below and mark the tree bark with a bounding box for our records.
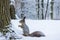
[10,5,16,19]
[50,0,54,19]
[41,0,44,19]
[45,0,49,19]
[36,0,40,19]
[0,0,10,34]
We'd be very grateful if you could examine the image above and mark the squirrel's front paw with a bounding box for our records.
[18,25,23,28]
[23,34,28,36]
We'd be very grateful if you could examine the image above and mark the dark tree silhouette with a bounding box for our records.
[10,5,16,19]
[41,0,44,19]
[50,0,54,19]
[45,0,49,19]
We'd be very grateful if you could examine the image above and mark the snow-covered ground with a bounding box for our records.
[0,19,60,40]
[10,19,60,40]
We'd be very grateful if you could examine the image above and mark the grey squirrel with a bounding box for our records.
[19,16,45,37]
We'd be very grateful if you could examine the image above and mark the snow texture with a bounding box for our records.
[0,19,60,40]
[9,20,60,40]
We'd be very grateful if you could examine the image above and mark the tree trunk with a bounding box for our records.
[41,0,44,19]
[10,5,16,19]
[50,0,54,19]
[15,0,22,18]
[45,0,49,19]
[36,0,40,19]
[0,0,10,34]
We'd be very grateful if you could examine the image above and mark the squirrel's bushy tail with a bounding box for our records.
[29,31,45,37]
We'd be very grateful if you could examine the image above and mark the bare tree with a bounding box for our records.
[36,0,40,19]
[50,0,54,19]
[41,0,44,19]
[15,0,22,18]
[45,0,49,19]
[21,2,25,18]
[57,6,60,15]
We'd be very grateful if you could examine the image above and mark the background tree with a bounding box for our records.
[41,0,44,19]
[15,0,22,18]
[10,4,16,19]
[21,2,25,18]
[50,0,54,19]
[45,0,49,19]
[36,0,40,19]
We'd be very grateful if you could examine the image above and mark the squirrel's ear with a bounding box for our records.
[24,16,26,19]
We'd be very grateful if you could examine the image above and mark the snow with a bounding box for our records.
[10,19,60,40]
[0,19,60,40]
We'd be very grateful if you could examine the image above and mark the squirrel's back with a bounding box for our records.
[23,23,29,36]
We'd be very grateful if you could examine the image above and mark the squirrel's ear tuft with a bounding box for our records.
[24,16,26,19]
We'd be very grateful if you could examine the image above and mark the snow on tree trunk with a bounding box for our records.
[15,0,22,18]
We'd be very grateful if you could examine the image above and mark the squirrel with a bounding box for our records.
[19,16,29,36]
[19,16,45,37]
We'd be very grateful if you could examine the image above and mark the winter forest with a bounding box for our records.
[14,0,60,20]
[0,0,60,40]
